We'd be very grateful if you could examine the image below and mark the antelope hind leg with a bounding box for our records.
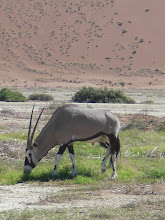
[108,134,120,179]
[68,145,77,177]
[111,154,117,179]
[101,147,111,173]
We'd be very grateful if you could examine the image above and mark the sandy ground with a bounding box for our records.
[1,0,165,90]
[0,183,165,213]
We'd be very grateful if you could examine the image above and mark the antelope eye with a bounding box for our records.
[33,143,38,148]
[29,153,32,157]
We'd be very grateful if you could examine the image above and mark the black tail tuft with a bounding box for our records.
[109,135,121,166]
[116,136,120,158]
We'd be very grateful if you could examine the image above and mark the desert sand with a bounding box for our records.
[0,0,165,90]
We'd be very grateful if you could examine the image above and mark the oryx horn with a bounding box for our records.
[27,104,44,148]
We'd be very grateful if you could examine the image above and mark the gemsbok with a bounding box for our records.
[24,104,121,179]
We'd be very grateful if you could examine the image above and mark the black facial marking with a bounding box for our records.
[24,156,36,168]
[29,153,32,158]
[25,157,29,166]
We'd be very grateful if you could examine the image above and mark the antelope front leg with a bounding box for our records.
[68,145,77,177]
[101,147,111,173]
[52,145,67,177]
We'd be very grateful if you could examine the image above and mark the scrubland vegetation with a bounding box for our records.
[72,87,136,103]
[28,93,53,101]
[0,88,27,102]
[0,88,53,102]
[0,87,136,103]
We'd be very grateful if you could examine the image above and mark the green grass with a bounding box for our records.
[1,200,165,220]
[120,129,165,155]
[0,132,27,141]
[0,129,165,185]
[0,129,165,220]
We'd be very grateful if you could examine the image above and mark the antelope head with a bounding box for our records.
[24,105,44,174]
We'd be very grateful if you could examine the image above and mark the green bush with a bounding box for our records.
[0,88,27,102]
[72,87,135,103]
[28,93,53,101]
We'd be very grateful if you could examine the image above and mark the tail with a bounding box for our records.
[116,136,120,158]
[109,135,121,166]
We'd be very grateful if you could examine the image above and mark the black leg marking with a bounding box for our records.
[68,145,75,155]
[109,155,112,167]
[57,145,67,155]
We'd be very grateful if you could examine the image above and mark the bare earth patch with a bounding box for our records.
[0,183,165,213]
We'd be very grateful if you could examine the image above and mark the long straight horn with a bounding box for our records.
[29,107,44,147]
[27,104,35,148]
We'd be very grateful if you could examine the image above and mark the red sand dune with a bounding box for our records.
[0,0,165,89]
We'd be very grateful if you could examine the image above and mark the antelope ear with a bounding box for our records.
[33,142,39,148]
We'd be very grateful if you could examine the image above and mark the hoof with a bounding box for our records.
[101,168,106,174]
[70,170,77,177]
[111,173,117,179]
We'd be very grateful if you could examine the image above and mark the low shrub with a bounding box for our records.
[28,93,53,101]
[142,100,154,104]
[72,87,135,103]
[0,88,27,102]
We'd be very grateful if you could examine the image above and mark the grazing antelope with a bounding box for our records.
[24,104,120,179]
